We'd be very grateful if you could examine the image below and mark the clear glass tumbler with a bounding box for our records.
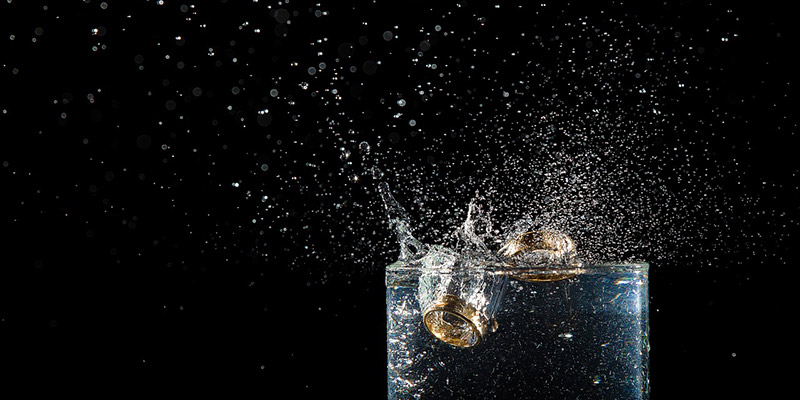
[386,261,649,399]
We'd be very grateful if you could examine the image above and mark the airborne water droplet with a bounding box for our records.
[371,166,384,180]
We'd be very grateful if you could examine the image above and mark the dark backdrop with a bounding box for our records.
[1,0,796,397]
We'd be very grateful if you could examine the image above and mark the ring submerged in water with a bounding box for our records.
[422,294,493,348]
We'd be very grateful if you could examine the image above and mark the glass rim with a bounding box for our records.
[386,260,649,274]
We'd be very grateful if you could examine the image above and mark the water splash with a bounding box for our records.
[452,195,493,254]
[194,2,791,277]
[378,181,428,261]
[380,180,580,268]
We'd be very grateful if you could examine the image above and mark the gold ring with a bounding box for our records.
[498,230,578,282]
[422,294,491,348]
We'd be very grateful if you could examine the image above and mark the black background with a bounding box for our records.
[1,0,797,397]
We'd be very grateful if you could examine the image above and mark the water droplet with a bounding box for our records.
[371,166,384,180]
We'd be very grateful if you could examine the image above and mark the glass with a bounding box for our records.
[386,261,649,400]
